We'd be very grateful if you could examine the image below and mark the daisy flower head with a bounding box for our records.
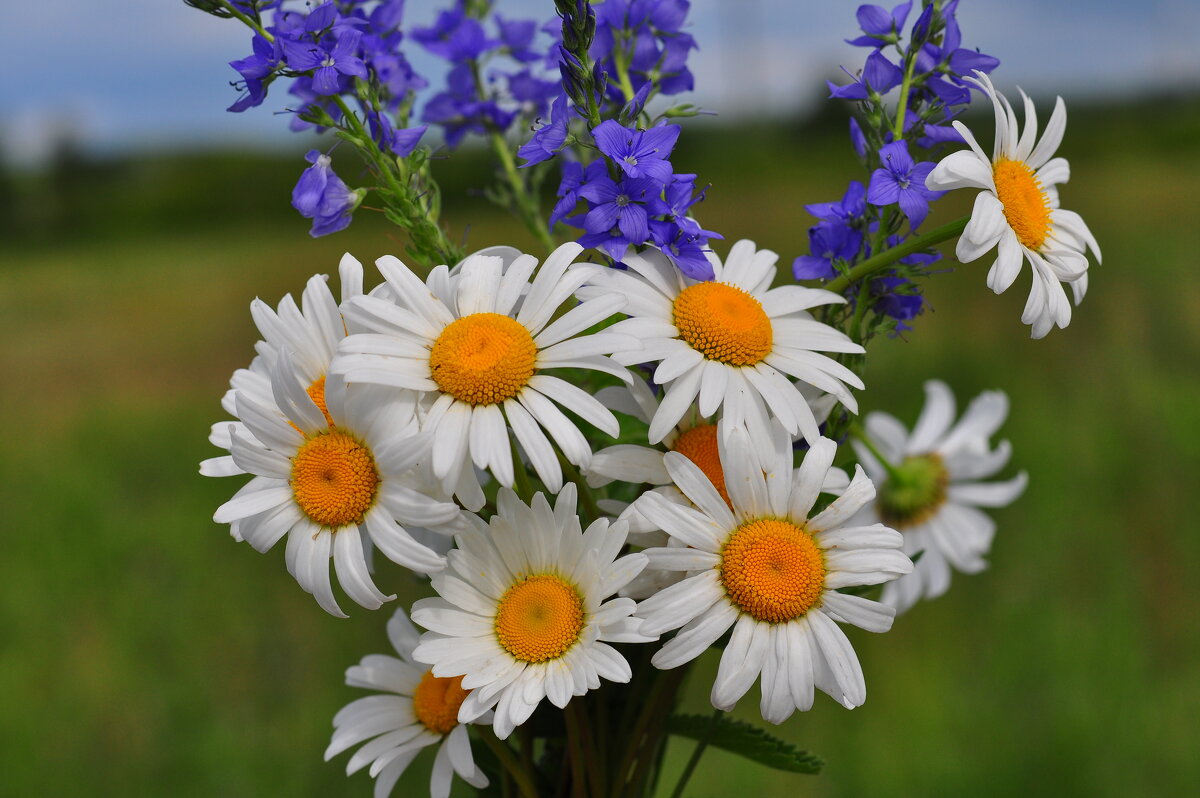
[326,608,489,798]
[851,379,1028,615]
[411,485,652,739]
[202,253,369,540]
[634,422,912,722]
[586,240,864,455]
[208,356,462,617]
[925,70,1101,338]
[332,242,638,501]
[209,253,368,427]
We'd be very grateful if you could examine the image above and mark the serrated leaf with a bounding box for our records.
[666,713,823,774]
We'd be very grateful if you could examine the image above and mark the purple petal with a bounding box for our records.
[591,120,633,161]
[897,190,929,229]
[879,140,914,174]
[866,169,901,206]
[793,255,836,280]
[311,66,342,96]
[856,5,893,35]
[863,51,903,93]
[583,202,621,235]
[617,204,650,244]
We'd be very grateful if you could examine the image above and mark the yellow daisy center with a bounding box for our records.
[305,375,334,426]
[671,423,730,506]
[672,282,773,366]
[720,519,826,623]
[877,453,948,529]
[412,670,469,736]
[429,313,537,405]
[289,429,379,528]
[494,574,585,663]
[993,158,1052,250]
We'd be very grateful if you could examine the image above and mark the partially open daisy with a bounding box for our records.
[586,378,838,498]
[634,424,911,722]
[332,243,637,499]
[202,254,367,541]
[925,70,1101,338]
[208,356,461,617]
[850,380,1027,614]
[325,608,489,798]
[584,241,863,454]
[411,485,651,739]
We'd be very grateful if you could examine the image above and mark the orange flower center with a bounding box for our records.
[720,519,825,623]
[993,158,1052,250]
[289,430,379,528]
[429,313,537,405]
[305,376,333,426]
[494,574,584,663]
[671,424,730,505]
[672,282,773,366]
[412,670,469,735]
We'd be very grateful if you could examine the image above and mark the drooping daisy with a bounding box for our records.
[411,485,651,739]
[925,70,1101,338]
[583,241,864,454]
[332,242,637,497]
[634,423,911,722]
[208,357,461,617]
[325,608,489,798]
[850,379,1027,614]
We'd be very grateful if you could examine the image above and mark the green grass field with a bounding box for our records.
[2,106,1199,796]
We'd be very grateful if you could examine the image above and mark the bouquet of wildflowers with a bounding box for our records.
[191,1,1100,794]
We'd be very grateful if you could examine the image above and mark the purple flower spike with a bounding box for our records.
[591,120,680,183]
[866,141,944,230]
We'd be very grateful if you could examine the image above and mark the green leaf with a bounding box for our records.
[666,713,823,774]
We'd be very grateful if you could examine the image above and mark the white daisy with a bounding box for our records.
[925,70,1101,338]
[201,254,368,540]
[326,608,489,798]
[411,485,652,739]
[332,242,637,498]
[850,379,1028,614]
[633,423,911,722]
[209,356,461,617]
[584,241,864,455]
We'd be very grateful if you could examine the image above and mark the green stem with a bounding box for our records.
[892,49,919,138]
[556,451,601,524]
[824,216,968,295]
[477,728,540,798]
[488,128,557,253]
[512,438,536,503]
[218,0,273,41]
[566,700,605,798]
[668,710,720,798]
[614,666,687,798]
[613,40,638,104]
[850,422,903,481]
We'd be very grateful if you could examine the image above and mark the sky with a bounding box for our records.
[5,0,1199,166]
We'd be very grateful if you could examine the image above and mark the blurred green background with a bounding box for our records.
[2,98,1199,797]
